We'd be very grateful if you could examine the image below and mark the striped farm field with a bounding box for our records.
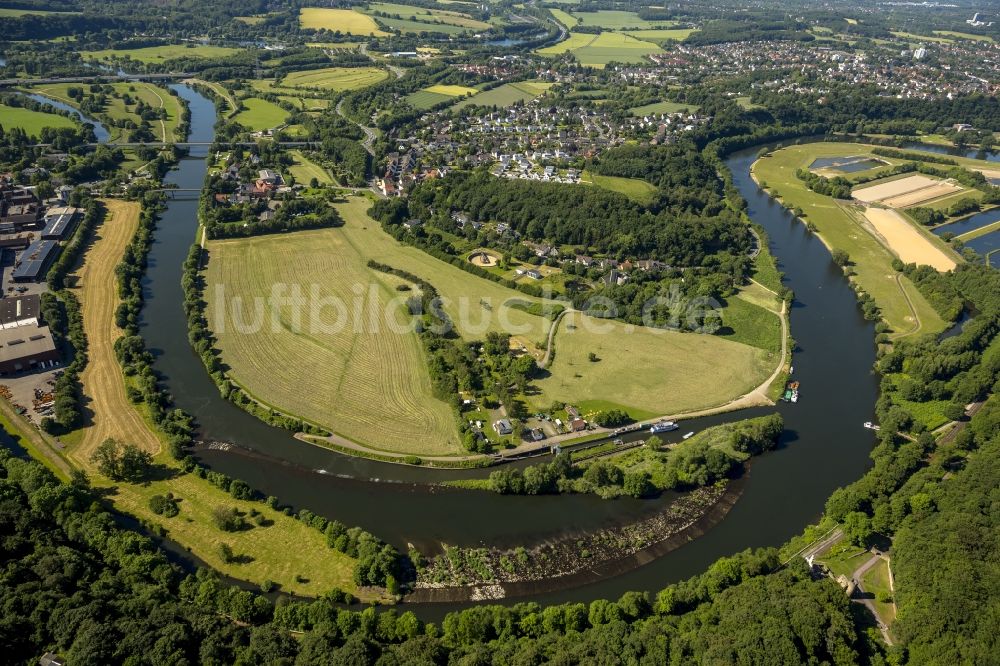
[407,83,477,108]
[452,81,552,109]
[537,31,662,67]
[205,211,461,455]
[280,66,388,91]
[299,7,389,36]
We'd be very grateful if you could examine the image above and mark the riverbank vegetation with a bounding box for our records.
[486,414,783,499]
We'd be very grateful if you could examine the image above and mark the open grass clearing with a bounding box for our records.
[630,99,699,116]
[890,31,953,44]
[550,8,578,28]
[406,90,454,109]
[0,103,76,135]
[82,44,240,63]
[582,170,657,203]
[0,6,77,16]
[860,558,897,625]
[287,150,333,185]
[863,208,957,271]
[281,66,388,91]
[627,28,697,42]
[753,142,947,338]
[234,98,289,131]
[933,30,993,43]
[299,7,389,36]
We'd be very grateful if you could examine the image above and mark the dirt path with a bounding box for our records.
[70,200,161,464]
[541,308,570,367]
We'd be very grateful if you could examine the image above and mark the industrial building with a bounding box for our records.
[0,324,59,375]
[12,240,59,282]
[40,206,81,240]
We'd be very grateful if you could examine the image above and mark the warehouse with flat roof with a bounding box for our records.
[40,207,81,240]
[12,240,59,282]
[0,324,59,375]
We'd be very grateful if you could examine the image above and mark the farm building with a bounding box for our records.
[494,419,513,435]
[12,240,59,282]
[0,323,59,375]
[570,418,587,432]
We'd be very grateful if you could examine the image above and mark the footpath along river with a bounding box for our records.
[134,87,881,617]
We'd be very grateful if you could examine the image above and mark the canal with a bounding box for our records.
[138,88,880,617]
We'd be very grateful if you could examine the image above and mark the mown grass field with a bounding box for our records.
[537,31,662,67]
[534,311,772,417]
[753,142,948,338]
[281,66,388,91]
[933,30,993,43]
[0,103,76,135]
[407,83,477,109]
[583,170,658,203]
[65,200,361,597]
[366,2,490,29]
[82,44,240,63]
[234,98,289,131]
[630,100,699,115]
[571,10,662,30]
[299,7,389,36]
[205,210,461,455]
[550,7,578,28]
[452,81,552,109]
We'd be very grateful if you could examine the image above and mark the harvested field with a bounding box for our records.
[863,207,957,271]
[280,67,387,91]
[853,174,961,206]
[69,200,161,463]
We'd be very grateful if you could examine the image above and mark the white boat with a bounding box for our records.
[682,431,695,440]
[650,421,679,434]
[863,422,881,431]
[790,393,798,403]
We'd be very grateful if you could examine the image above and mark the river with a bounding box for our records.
[138,88,880,618]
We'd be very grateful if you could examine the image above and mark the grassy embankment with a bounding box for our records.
[204,196,776,454]
[752,142,948,339]
[63,200,362,598]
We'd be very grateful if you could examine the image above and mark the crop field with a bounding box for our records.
[234,98,289,131]
[627,28,697,42]
[425,83,479,96]
[571,10,662,30]
[853,174,962,207]
[280,66,388,91]
[205,227,461,455]
[367,2,490,29]
[452,81,552,109]
[753,142,948,338]
[82,44,240,63]
[0,103,76,135]
[538,31,662,67]
[863,208,957,271]
[630,100,699,115]
[287,150,333,185]
[550,8,578,28]
[532,311,771,417]
[299,7,389,36]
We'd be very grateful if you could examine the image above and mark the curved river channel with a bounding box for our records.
[138,87,880,619]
